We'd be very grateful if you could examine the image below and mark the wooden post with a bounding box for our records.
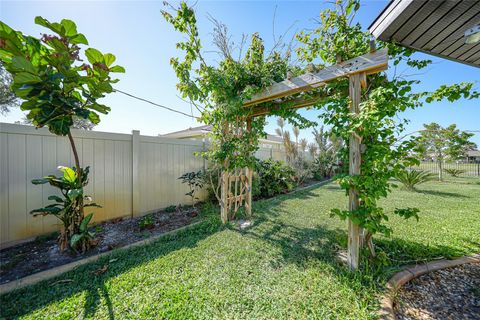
[347,73,364,270]
[220,171,228,224]
[245,118,253,217]
[131,130,141,218]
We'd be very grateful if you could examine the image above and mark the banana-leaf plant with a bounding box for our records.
[32,166,99,252]
[0,17,124,251]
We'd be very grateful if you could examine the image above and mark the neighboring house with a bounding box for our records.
[161,125,284,149]
[466,150,480,163]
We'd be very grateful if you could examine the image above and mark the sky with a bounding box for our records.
[1,0,479,145]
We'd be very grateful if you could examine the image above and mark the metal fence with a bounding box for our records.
[411,161,480,177]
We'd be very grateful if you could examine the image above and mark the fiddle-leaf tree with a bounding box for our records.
[0,17,124,251]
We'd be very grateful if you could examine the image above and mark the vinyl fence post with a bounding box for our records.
[132,130,140,218]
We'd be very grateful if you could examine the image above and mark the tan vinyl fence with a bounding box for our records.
[0,123,287,248]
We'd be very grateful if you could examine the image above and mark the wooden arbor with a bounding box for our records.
[220,46,389,269]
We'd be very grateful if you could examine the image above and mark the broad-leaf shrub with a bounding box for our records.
[253,159,296,199]
[31,166,99,252]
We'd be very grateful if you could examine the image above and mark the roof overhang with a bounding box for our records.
[369,0,480,68]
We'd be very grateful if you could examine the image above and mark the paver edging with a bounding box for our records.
[378,253,480,320]
[0,221,203,295]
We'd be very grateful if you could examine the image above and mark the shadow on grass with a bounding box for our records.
[237,193,475,283]
[1,180,476,318]
[0,217,220,319]
[418,189,470,198]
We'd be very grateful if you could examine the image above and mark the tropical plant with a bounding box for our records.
[416,123,476,181]
[0,17,124,251]
[31,166,99,251]
[179,170,204,207]
[395,169,435,191]
[70,212,95,253]
[311,126,342,179]
[444,168,466,177]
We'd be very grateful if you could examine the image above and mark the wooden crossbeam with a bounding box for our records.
[247,94,330,118]
[244,48,388,107]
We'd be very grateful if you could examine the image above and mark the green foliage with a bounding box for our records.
[415,122,476,180]
[165,205,177,213]
[179,170,204,207]
[139,214,155,230]
[0,63,19,115]
[444,168,466,177]
[311,126,342,180]
[31,166,100,252]
[0,17,124,136]
[253,159,296,199]
[70,213,95,253]
[1,17,122,252]
[395,169,435,191]
[162,2,307,174]
[164,0,479,260]
[203,159,297,201]
[295,0,479,247]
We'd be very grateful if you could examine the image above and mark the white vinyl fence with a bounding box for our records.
[0,123,287,248]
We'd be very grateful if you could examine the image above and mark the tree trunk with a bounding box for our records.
[438,160,443,181]
[67,131,84,223]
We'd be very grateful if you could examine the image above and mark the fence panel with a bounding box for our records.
[0,122,305,247]
[0,123,208,248]
[411,161,480,177]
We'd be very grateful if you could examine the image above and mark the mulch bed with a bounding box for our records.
[395,262,480,320]
[0,206,199,285]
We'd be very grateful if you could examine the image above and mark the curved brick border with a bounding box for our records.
[0,221,202,296]
[379,253,480,320]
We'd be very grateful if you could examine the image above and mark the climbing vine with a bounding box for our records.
[162,2,307,173]
[163,1,479,257]
[296,0,479,255]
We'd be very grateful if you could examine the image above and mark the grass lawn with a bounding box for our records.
[1,177,479,319]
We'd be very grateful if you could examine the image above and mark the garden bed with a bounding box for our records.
[0,206,199,285]
[394,262,480,320]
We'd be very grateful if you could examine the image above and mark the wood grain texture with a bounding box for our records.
[244,49,388,107]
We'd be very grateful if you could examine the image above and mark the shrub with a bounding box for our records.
[444,168,465,177]
[395,169,435,191]
[165,205,177,213]
[31,166,99,252]
[290,158,313,185]
[139,214,155,230]
[253,159,296,199]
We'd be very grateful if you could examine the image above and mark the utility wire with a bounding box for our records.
[113,88,199,119]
